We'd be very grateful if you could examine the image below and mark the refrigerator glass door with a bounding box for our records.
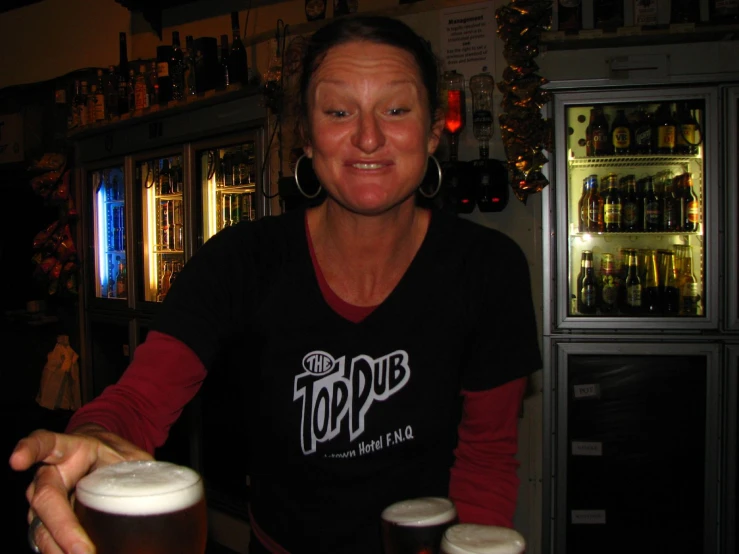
[198,139,258,242]
[90,166,127,300]
[726,86,739,330]
[550,87,718,330]
[547,340,720,554]
[137,154,185,303]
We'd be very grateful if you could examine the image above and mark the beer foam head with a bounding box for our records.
[381,497,457,527]
[75,461,203,516]
[440,524,526,554]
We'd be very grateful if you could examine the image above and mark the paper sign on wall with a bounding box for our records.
[573,383,601,398]
[438,2,495,78]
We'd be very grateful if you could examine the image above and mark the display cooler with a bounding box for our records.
[544,85,719,332]
[543,340,722,554]
[74,89,269,520]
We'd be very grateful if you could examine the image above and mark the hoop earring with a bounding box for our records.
[294,154,322,199]
[418,155,443,199]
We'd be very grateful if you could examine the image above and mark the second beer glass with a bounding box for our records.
[381,497,458,554]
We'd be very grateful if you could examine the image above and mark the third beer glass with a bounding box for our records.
[74,460,207,554]
[381,497,457,554]
[440,523,526,554]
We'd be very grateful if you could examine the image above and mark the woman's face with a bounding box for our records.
[304,40,443,215]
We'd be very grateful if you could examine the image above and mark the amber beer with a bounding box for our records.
[381,497,458,554]
[74,460,207,554]
[440,524,526,554]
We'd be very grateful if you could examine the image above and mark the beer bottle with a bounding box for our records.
[675,102,700,155]
[602,173,622,232]
[680,173,700,232]
[643,250,661,314]
[587,176,604,232]
[642,175,661,231]
[633,106,653,154]
[663,251,680,315]
[115,258,127,299]
[591,107,611,156]
[598,252,620,314]
[680,246,701,315]
[661,173,681,231]
[610,109,633,155]
[578,250,597,315]
[159,158,171,195]
[653,103,677,154]
[623,249,642,315]
[621,175,641,231]
[577,177,589,232]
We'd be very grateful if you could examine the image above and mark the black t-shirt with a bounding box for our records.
[152,208,541,553]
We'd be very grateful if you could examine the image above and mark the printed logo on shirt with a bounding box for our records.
[293,349,410,455]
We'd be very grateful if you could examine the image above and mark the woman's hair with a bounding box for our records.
[295,15,441,135]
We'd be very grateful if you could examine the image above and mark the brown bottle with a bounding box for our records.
[680,173,700,232]
[610,109,633,155]
[591,107,611,156]
[674,102,700,155]
[587,176,604,232]
[653,103,677,154]
[602,173,622,232]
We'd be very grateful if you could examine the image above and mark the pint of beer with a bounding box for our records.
[381,497,458,554]
[440,523,526,554]
[73,460,207,554]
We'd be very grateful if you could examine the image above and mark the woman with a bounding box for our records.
[10,15,541,554]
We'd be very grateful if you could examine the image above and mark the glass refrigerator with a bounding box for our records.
[88,164,129,302]
[544,86,719,332]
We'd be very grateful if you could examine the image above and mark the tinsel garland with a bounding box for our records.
[495,0,554,204]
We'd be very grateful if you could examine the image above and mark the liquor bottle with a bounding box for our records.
[79,81,90,127]
[156,45,174,105]
[219,35,230,89]
[184,35,197,97]
[663,251,680,315]
[643,250,661,314]
[92,70,106,122]
[623,249,642,315]
[711,0,739,21]
[680,247,701,315]
[148,61,159,107]
[104,66,119,120]
[443,70,466,163]
[577,250,597,315]
[170,31,185,101]
[632,106,653,154]
[228,12,248,85]
[161,200,171,250]
[621,175,641,231]
[602,174,622,232]
[586,175,604,232]
[127,69,136,113]
[661,173,682,231]
[590,106,611,156]
[134,65,148,110]
[598,252,620,314]
[558,0,582,31]
[305,0,327,20]
[610,109,633,154]
[594,0,624,29]
[87,84,100,124]
[115,258,127,299]
[672,0,700,22]
[680,172,700,232]
[117,32,130,115]
[675,102,700,155]
[653,103,677,154]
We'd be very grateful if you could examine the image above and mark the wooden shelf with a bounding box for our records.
[541,22,739,50]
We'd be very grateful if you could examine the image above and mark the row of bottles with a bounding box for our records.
[578,171,700,233]
[575,245,700,317]
[213,144,256,188]
[305,0,358,21]
[68,14,250,130]
[106,256,127,299]
[219,192,256,230]
[557,0,738,32]
[585,102,701,157]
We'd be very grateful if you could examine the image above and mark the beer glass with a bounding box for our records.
[381,497,458,554]
[73,460,207,554]
[440,523,526,554]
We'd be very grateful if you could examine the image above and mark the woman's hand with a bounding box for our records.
[9,424,153,554]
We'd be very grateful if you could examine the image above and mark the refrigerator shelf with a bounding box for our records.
[569,155,700,168]
[217,184,256,193]
[570,231,702,237]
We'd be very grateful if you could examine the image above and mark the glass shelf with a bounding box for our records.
[569,155,700,168]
